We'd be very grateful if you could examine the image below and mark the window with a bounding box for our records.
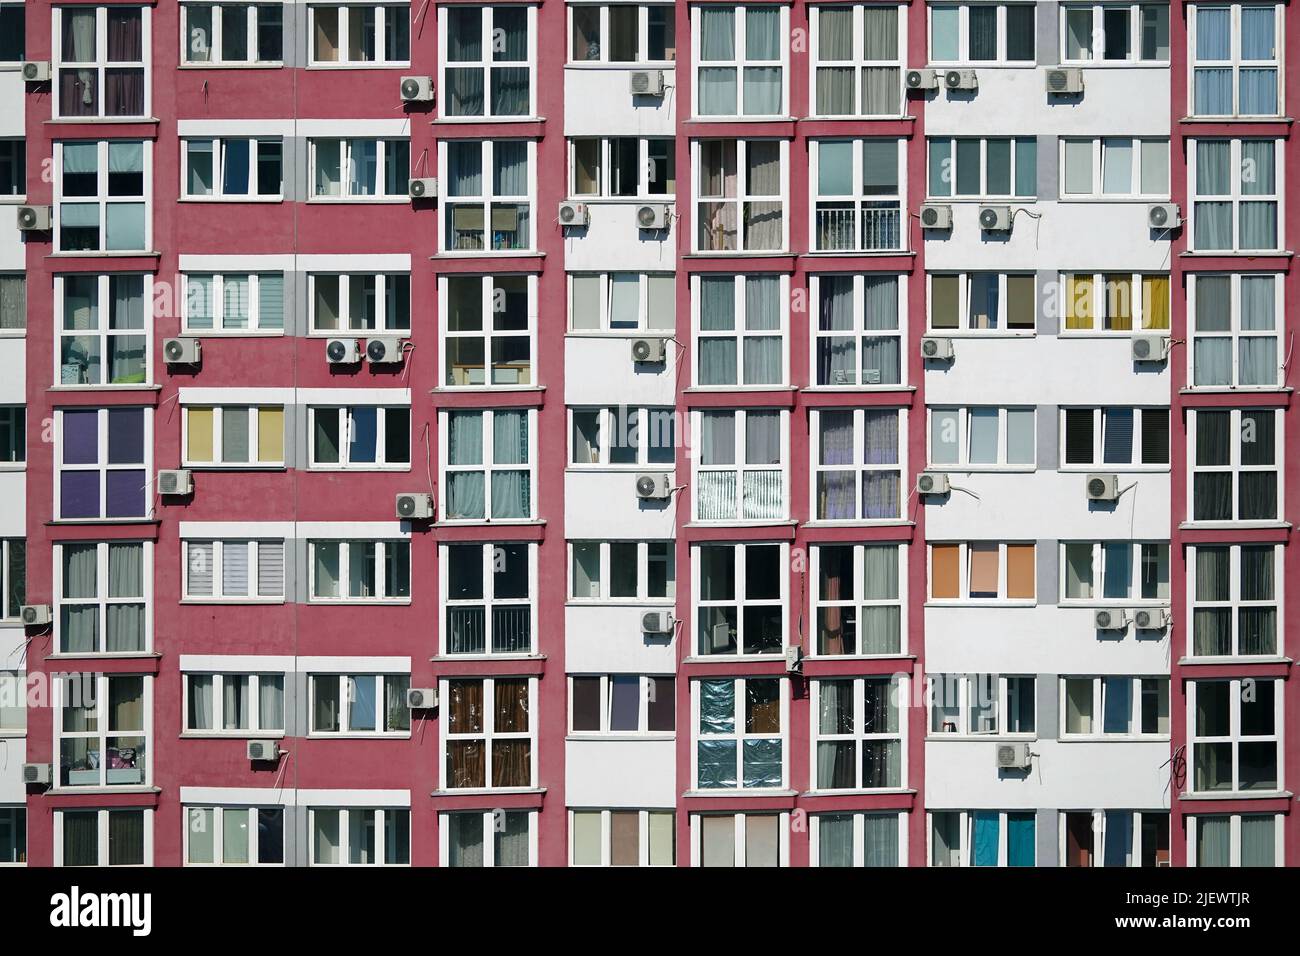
[182,138,282,199]
[694,5,786,116]
[442,274,533,386]
[0,407,23,463]
[927,137,1036,199]
[812,408,903,520]
[441,409,534,520]
[309,405,411,469]
[811,5,904,117]
[1061,542,1171,602]
[929,542,1036,601]
[928,675,1036,735]
[54,6,148,118]
[310,808,410,865]
[570,541,675,602]
[1190,677,1280,792]
[308,4,410,64]
[56,408,150,520]
[56,140,149,253]
[814,812,902,867]
[570,675,676,733]
[444,810,534,866]
[1190,408,1280,522]
[0,807,25,865]
[55,274,148,386]
[695,139,786,253]
[57,809,149,866]
[1061,407,1170,467]
[571,810,676,866]
[930,811,1037,867]
[1060,273,1171,331]
[1061,3,1170,62]
[182,3,284,65]
[184,806,284,865]
[813,544,904,656]
[183,673,285,733]
[1192,813,1281,867]
[1190,3,1281,117]
[569,137,676,198]
[443,140,533,252]
[0,671,25,732]
[183,539,286,601]
[1060,139,1170,198]
[185,405,285,467]
[928,273,1036,332]
[443,677,535,789]
[930,3,1036,63]
[310,138,408,199]
[0,540,24,621]
[1190,544,1281,657]
[55,542,149,654]
[570,4,676,63]
[0,139,24,197]
[441,5,534,117]
[695,543,786,656]
[1059,811,1170,867]
[569,272,675,332]
[1190,138,1281,252]
[812,274,904,387]
[1190,273,1282,388]
[694,409,787,521]
[697,812,787,866]
[813,677,904,790]
[1061,676,1170,736]
[310,674,410,734]
[695,677,785,790]
[570,406,676,467]
[442,542,533,654]
[0,273,25,332]
[813,139,904,251]
[184,273,285,333]
[928,406,1035,469]
[0,4,25,62]
[57,673,149,787]
[309,273,410,333]
[309,540,411,601]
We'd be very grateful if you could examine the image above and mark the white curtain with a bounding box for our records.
[863,813,899,867]
[1196,816,1230,866]
[62,544,98,653]
[187,541,214,596]
[1240,816,1275,866]
[490,411,529,519]
[106,542,143,652]
[189,675,213,730]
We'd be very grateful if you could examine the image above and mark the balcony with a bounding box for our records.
[814,202,902,253]
[697,469,785,522]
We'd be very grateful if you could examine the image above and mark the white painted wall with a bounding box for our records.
[566,737,676,807]
[563,68,676,137]
[565,604,678,674]
[564,336,677,407]
[564,470,677,539]
[562,203,678,272]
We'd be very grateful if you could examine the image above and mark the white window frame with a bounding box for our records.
[438,541,537,656]
[568,540,676,603]
[1188,137,1284,253]
[181,672,286,734]
[439,273,537,388]
[1056,271,1172,333]
[182,404,286,468]
[567,674,676,736]
[808,4,906,119]
[0,540,22,621]
[307,404,411,470]
[1058,541,1172,604]
[308,137,409,201]
[439,675,539,791]
[691,4,789,118]
[693,138,789,254]
[810,543,908,657]
[926,272,1037,334]
[691,676,788,791]
[54,808,153,867]
[439,809,538,866]
[568,405,677,468]
[54,672,153,788]
[567,272,676,333]
[1187,272,1285,389]
[1187,407,1283,524]
[307,539,411,602]
[182,805,286,866]
[307,673,411,735]
[926,405,1035,471]
[1186,542,1284,658]
[1187,677,1283,795]
[810,676,907,792]
[54,407,152,522]
[307,272,411,334]
[439,139,537,254]
[568,808,677,866]
[54,273,153,387]
[53,140,153,254]
[1059,2,1173,64]
[438,408,537,521]
[182,539,287,602]
[438,4,538,119]
[809,273,908,389]
[927,674,1037,736]
[182,272,286,334]
[0,805,24,866]
[810,406,906,521]
[928,3,1038,65]
[180,2,285,67]
[927,809,1038,867]
[691,407,789,522]
[1056,810,1170,867]
[306,3,411,66]
[927,541,1037,604]
[54,540,153,655]
[810,138,906,253]
[1059,405,1171,470]
[1058,675,1171,738]
[926,136,1037,200]
[690,811,791,866]
[567,136,677,200]
[180,137,283,201]
[810,811,907,866]
[52,5,152,119]
[693,542,789,657]
[1189,812,1284,867]
[308,807,411,865]
[1188,3,1284,118]
[1059,139,1171,199]
[0,669,26,733]
[567,3,677,66]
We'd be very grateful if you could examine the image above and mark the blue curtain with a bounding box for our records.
[1008,813,1035,867]
[973,812,1000,866]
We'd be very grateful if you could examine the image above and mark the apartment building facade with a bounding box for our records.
[1,0,1293,868]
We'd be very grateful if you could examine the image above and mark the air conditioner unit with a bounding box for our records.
[905,68,939,91]
[916,472,951,496]
[559,201,589,227]
[1133,607,1170,630]
[995,742,1032,770]
[919,203,953,229]
[978,205,1012,231]
[945,69,977,91]
[408,177,437,200]
[635,473,671,500]
[399,75,434,102]
[158,469,194,496]
[636,203,670,230]
[1147,202,1181,229]
[784,644,803,673]
[641,610,674,635]
[16,205,52,231]
[1094,608,1129,630]
[1086,473,1119,502]
[246,740,280,762]
[407,687,438,709]
[921,336,954,360]
[20,604,51,626]
[326,338,360,364]
[396,492,433,520]
[1045,67,1084,95]
[709,622,733,653]
[21,61,51,83]
[366,337,404,364]
[1131,334,1169,362]
[631,337,666,363]
[629,69,665,96]
[163,337,201,365]
[22,763,52,786]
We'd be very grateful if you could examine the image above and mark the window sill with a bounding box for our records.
[180,331,286,338]
[1058,735,1171,743]
[1178,656,1292,667]
[925,600,1037,609]
[432,250,545,260]
[429,653,546,663]
[1179,250,1293,259]
[1057,467,1171,475]
[185,465,288,473]
[921,197,1038,206]
[178,599,286,606]
[566,196,677,206]
[565,331,675,339]
[1059,601,1171,610]
[177,62,284,70]
[48,384,161,392]
[434,518,545,528]
[179,731,285,741]
[803,248,914,257]
[927,734,1036,743]
[306,733,411,740]
[925,330,1036,339]
[46,651,161,660]
[1180,116,1293,125]
[566,600,675,609]
[46,519,161,526]
[46,786,161,796]
[682,789,798,799]
[924,466,1037,475]
[1179,386,1292,395]
[802,385,917,394]
[1178,521,1292,531]
[564,61,676,71]
[683,251,793,259]
[304,63,411,71]
[306,600,413,607]
[431,385,545,394]
[45,116,160,125]
[1054,196,1169,205]
[305,467,412,474]
[566,733,675,743]
[800,114,914,123]
[0,731,26,739]
[1179,790,1292,802]
[683,385,797,393]
[178,197,284,204]
[681,655,790,665]
[431,116,547,125]
[46,251,162,259]
[803,787,915,797]
[305,198,409,205]
[430,787,545,797]
[0,197,28,205]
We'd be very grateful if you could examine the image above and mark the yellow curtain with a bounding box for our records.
[258,407,284,463]
[187,407,214,463]
[1105,274,1133,331]
[1065,275,1093,330]
[1143,275,1170,330]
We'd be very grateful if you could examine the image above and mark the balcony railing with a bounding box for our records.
[697,469,785,521]
[815,202,902,252]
